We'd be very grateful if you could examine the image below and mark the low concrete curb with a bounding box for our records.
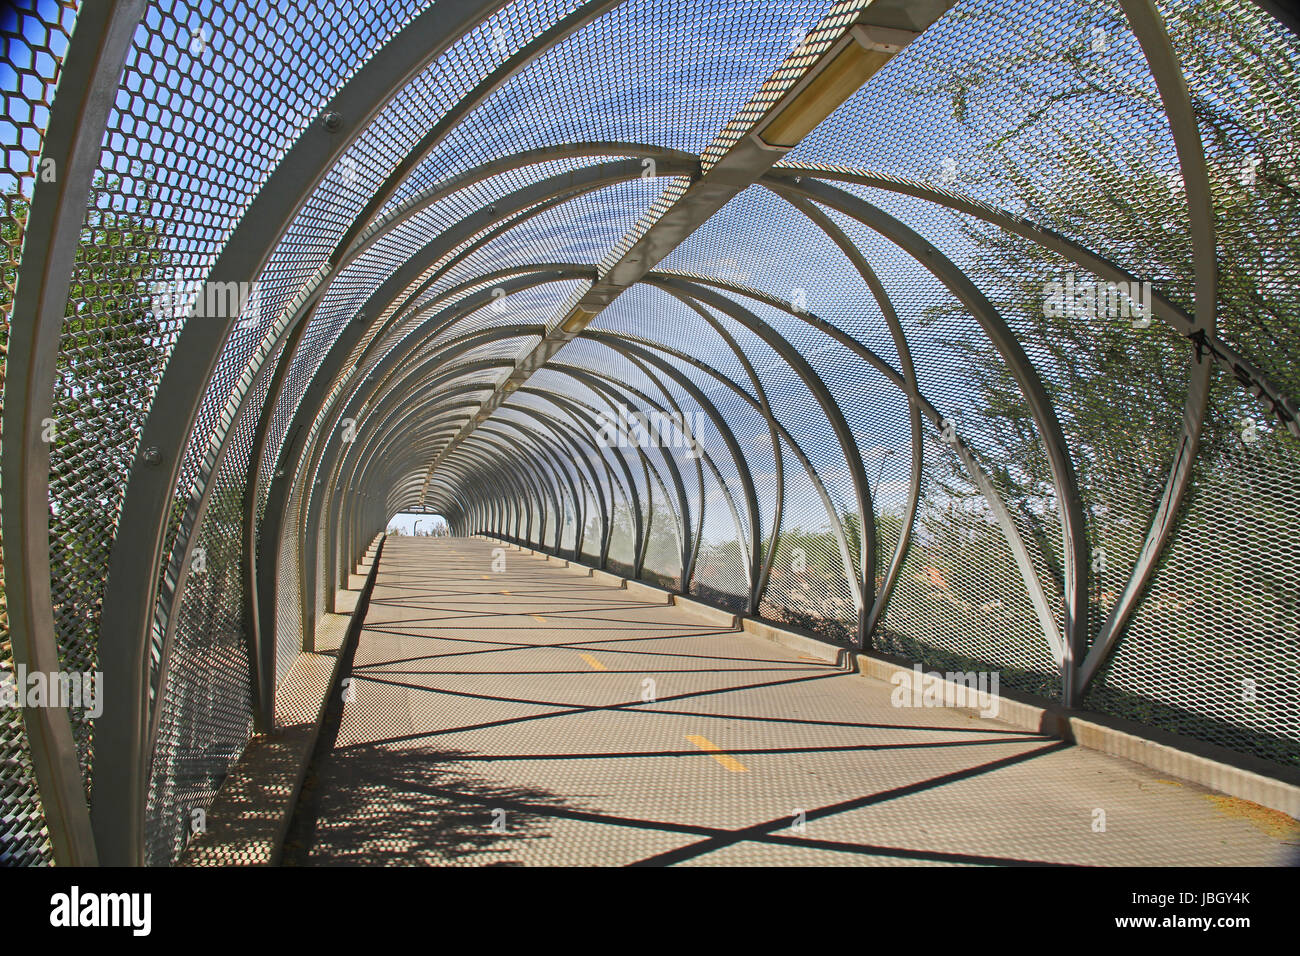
[591,569,625,588]
[179,535,386,866]
[476,534,1300,819]
[625,579,671,604]
[673,594,738,628]
[742,617,842,663]
[851,652,1300,819]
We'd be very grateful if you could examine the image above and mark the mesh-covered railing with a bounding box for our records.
[0,0,78,867]
[1,0,1297,867]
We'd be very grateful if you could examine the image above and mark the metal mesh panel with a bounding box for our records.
[50,130,173,793]
[1085,373,1300,764]
[605,487,635,573]
[274,471,303,690]
[7,0,1300,869]
[580,484,602,562]
[266,164,655,481]
[60,0,435,649]
[641,468,683,589]
[814,201,1068,670]
[1156,0,1300,406]
[0,0,76,868]
[691,463,748,612]
[880,433,1061,698]
[761,437,857,642]
[144,428,254,867]
[316,497,327,623]
[791,0,1194,282]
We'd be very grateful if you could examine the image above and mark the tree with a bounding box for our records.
[1,175,169,773]
[910,0,1299,566]
[902,0,1300,757]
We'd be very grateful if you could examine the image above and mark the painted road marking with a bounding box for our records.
[579,653,607,671]
[686,734,748,772]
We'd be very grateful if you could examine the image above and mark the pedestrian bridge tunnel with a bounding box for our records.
[1,0,1298,866]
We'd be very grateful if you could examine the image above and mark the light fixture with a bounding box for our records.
[755,25,917,150]
[560,307,599,334]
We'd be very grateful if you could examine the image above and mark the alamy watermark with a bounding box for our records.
[1042,271,1153,327]
[595,403,705,458]
[890,664,1000,718]
[50,887,150,936]
[1,666,103,719]
[150,278,263,328]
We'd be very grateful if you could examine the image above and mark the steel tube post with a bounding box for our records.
[0,0,146,867]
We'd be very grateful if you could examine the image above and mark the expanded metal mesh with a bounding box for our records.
[144,439,254,866]
[0,0,76,867]
[3,0,1299,869]
[1085,371,1300,764]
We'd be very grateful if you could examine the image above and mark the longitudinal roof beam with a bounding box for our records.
[420,0,957,501]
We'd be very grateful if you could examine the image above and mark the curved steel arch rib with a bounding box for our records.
[770,194,922,646]
[96,0,521,866]
[580,330,860,626]
[638,275,876,632]
[759,175,1090,701]
[634,265,1064,665]
[476,420,585,552]
[657,292,782,615]
[551,354,758,599]
[493,402,622,558]
[0,0,146,867]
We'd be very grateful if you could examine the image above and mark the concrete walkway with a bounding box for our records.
[285,537,1298,866]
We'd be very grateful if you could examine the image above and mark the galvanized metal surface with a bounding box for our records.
[2,0,1297,866]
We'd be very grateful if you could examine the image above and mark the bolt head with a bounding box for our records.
[142,445,162,466]
[321,110,342,131]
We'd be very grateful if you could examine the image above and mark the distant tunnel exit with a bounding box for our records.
[387,512,449,536]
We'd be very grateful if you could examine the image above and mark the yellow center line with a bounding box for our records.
[685,734,748,772]
[578,653,607,671]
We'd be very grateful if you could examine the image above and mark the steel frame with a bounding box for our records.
[0,0,146,867]
[6,0,1293,867]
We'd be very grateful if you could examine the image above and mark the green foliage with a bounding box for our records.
[1,175,169,672]
[915,0,1300,525]
[899,0,1300,755]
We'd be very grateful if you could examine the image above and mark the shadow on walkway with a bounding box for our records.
[284,743,570,865]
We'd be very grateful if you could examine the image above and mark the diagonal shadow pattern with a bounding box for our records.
[286,538,1298,867]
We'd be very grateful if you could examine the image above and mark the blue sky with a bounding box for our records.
[1,0,1231,547]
